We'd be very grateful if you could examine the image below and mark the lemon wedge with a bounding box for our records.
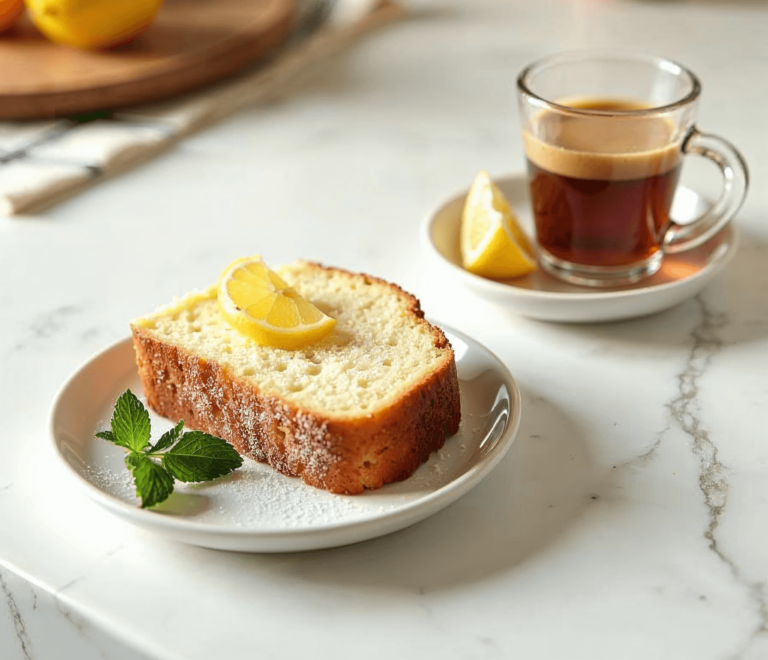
[217,256,336,350]
[460,171,537,279]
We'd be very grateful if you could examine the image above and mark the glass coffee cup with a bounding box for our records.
[517,51,748,287]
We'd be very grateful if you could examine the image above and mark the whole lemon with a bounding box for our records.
[25,0,164,49]
[0,0,24,33]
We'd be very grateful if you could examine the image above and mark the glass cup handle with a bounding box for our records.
[663,127,749,254]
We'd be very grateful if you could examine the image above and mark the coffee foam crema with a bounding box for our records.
[523,97,682,181]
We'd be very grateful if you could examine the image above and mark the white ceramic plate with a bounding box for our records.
[49,327,520,553]
[422,173,739,323]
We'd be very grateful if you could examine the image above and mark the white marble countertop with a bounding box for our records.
[3,0,768,658]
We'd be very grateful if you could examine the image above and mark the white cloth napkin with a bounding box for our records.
[0,0,403,216]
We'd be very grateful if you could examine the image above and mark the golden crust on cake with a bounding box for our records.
[131,262,461,494]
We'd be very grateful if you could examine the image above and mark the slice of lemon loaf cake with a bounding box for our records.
[130,261,461,494]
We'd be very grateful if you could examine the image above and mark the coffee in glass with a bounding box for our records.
[518,53,748,287]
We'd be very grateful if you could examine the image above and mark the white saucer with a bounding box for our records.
[49,327,521,553]
[422,173,738,323]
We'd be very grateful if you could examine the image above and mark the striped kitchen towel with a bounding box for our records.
[0,0,403,216]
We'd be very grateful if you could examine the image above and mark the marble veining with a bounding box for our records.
[0,564,151,660]
[620,431,664,471]
[55,596,93,646]
[56,576,84,594]
[28,305,82,340]
[671,295,768,655]
[11,304,83,353]
[0,569,33,660]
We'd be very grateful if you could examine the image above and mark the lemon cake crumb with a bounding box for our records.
[131,261,461,494]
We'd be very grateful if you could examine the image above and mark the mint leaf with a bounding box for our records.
[162,431,243,482]
[95,390,243,509]
[128,454,175,509]
[150,419,184,453]
[95,429,125,447]
[111,389,151,453]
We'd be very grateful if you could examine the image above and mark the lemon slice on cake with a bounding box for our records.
[460,171,536,279]
[217,256,336,350]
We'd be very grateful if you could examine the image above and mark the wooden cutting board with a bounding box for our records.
[0,0,294,120]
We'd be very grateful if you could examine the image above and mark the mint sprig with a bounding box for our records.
[96,389,243,508]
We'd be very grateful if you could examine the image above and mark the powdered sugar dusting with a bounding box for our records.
[85,399,473,529]
[83,453,384,529]
[81,374,482,533]
[81,443,475,530]
[85,464,136,501]
[180,459,370,528]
